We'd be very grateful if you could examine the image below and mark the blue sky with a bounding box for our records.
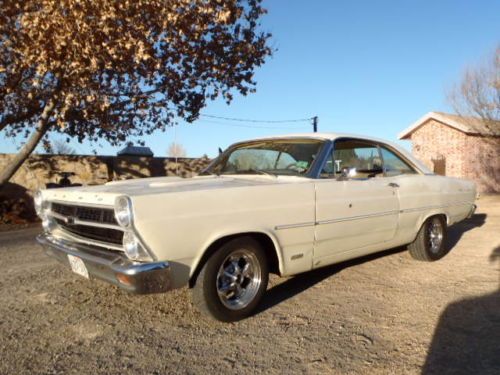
[1,0,499,157]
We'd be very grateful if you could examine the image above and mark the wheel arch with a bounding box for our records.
[188,231,282,288]
[422,211,449,226]
[410,211,448,243]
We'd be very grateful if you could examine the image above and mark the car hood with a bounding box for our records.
[105,175,283,194]
[42,175,307,206]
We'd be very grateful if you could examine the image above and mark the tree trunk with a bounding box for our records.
[0,99,56,186]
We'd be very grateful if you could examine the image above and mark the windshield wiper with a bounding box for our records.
[203,169,276,177]
[244,168,277,177]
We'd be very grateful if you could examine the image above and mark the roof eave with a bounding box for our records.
[400,112,467,139]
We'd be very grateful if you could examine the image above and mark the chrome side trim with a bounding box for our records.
[316,210,399,226]
[275,222,316,231]
[399,201,473,214]
[274,201,475,230]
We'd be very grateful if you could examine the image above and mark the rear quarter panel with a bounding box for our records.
[395,174,476,244]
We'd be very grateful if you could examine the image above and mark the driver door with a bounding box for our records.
[313,139,399,266]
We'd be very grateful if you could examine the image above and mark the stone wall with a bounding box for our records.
[0,154,211,191]
[0,154,211,224]
[409,119,500,193]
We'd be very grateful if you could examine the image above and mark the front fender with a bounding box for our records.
[191,227,285,278]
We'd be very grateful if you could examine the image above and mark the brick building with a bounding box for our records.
[399,111,500,193]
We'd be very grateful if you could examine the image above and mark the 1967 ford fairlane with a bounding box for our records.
[36,133,476,321]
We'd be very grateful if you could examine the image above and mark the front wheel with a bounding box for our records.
[191,237,269,322]
[408,215,448,261]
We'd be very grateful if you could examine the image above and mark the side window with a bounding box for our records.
[331,140,383,179]
[380,147,416,176]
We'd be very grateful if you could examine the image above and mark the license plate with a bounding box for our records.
[67,254,89,279]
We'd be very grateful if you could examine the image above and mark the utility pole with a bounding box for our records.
[312,116,318,133]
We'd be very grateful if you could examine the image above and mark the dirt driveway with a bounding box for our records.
[0,196,499,375]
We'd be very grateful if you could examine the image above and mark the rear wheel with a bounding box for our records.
[192,237,269,322]
[408,215,448,261]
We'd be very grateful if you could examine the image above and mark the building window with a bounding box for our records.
[432,156,446,176]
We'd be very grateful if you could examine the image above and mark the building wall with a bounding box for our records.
[409,119,500,193]
[463,133,500,194]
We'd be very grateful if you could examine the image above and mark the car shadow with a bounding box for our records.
[446,213,486,251]
[256,246,406,315]
[256,213,488,317]
[422,245,500,375]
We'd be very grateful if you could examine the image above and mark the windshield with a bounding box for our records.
[204,138,325,177]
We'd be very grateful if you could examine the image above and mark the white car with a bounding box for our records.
[36,133,476,321]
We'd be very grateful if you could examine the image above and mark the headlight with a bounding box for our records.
[42,218,57,233]
[34,190,50,218]
[34,190,43,216]
[114,196,132,228]
[122,231,151,261]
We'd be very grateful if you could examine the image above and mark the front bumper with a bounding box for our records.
[37,234,172,294]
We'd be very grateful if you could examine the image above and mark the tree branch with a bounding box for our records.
[0,105,42,132]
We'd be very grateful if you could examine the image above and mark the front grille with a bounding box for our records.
[54,219,124,245]
[50,203,122,247]
[52,203,117,225]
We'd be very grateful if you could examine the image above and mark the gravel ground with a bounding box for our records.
[0,196,498,375]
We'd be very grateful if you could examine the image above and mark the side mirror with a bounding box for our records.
[337,167,350,181]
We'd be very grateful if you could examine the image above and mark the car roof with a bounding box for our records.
[242,132,337,141]
[243,132,400,147]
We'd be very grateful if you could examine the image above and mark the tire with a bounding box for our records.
[408,215,448,261]
[191,237,269,322]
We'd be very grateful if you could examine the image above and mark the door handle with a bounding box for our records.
[388,182,399,188]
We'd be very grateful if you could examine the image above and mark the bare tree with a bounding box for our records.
[51,140,76,155]
[0,0,272,185]
[448,45,500,132]
[167,142,187,158]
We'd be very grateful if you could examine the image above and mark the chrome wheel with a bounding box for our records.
[216,249,262,310]
[427,217,444,254]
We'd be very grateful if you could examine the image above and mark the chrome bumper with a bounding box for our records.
[37,234,172,294]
